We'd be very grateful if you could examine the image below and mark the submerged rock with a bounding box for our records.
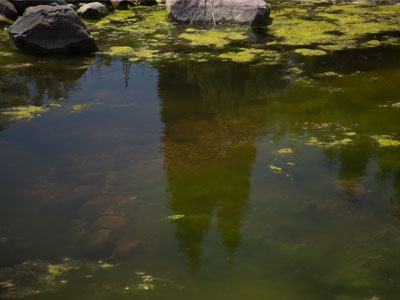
[166,0,270,27]
[78,2,108,19]
[112,240,147,257]
[91,215,130,230]
[9,0,67,14]
[9,5,98,54]
[0,0,17,21]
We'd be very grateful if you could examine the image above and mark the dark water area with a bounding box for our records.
[2,3,400,300]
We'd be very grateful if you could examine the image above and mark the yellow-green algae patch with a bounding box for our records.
[180,28,248,48]
[269,4,400,51]
[268,165,283,174]
[105,46,136,56]
[218,48,265,63]
[294,48,327,56]
[70,104,88,113]
[0,15,13,25]
[278,148,293,155]
[371,135,400,147]
[306,136,353,148]
[104,46,159,61]
[1,106,49,121]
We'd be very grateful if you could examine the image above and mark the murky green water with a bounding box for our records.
[2,2,400,300]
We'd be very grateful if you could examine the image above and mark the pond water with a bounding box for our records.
[2,2,400,300]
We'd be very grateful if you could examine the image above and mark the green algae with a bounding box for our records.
[104,46,137,56]
[180,28,248,48]
[167,214,185,221]
[218,48,265,63]
[278,148,293,155]
[294,48,327,56]
[70,104,88,113]
[269,4,400,51]
[371,135,400,147]
[306,136,353,148]
[104,46,159,61]
[1,106,49,121]
[84,3,400,65]
[0,16,13,26]
[268,164,283,174]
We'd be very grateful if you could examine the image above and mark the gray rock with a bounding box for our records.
[78,1,108,19]
[0,0,17,21]
[166,0,270,27]
[9,5,98,54]
[109,0,134,9]
[9,0,67,14]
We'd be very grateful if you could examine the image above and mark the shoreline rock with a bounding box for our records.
[0,0,17,21]
[166,0,270,27]
[78,2,108,19]
[9,5,98,54]
[9,0,67,14]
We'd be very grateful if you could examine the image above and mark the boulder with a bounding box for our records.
[0,0,17,21]
[78,2,108,19]
[9,0,67,14]
[109,0,134,9]
[166,0,270,27]
[9,5,98,54]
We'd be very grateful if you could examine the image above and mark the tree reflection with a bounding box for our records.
[158,62,271,269]
[158,56,400,270]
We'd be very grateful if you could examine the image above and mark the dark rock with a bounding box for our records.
[9,5,98,54]
[138,0,157,5]
[78,2,108,19]
[9,0,67,14]
[166,0,270,27]
[0,0,17,21]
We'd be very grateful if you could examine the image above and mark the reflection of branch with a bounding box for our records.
[122,59,132,88]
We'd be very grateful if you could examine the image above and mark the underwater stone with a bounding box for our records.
[91,215,130,230]
[78,2,108,19]
[166,0,270,27]
[9,5,98,54]
[0,0,17,21]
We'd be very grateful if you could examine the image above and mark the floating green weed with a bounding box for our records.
[371,135,400,147]
[1,106,49,121]
[180,28,248,48]
[294,48,327,56]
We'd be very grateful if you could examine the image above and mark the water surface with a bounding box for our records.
[1,3,400,300]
